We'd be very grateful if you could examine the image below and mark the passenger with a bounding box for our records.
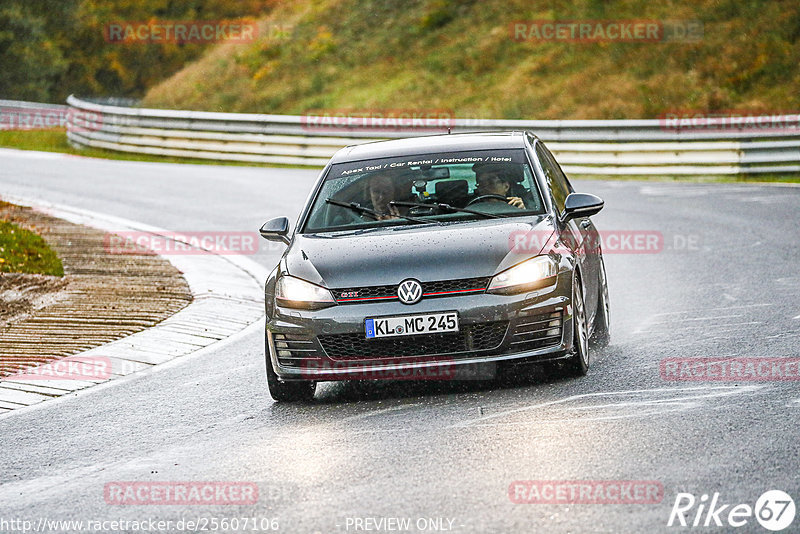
[472,162,526,209]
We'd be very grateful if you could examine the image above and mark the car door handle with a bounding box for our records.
[580,220,591,229]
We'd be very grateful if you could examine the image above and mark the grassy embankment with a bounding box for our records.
[144,0,800,119]
[0,201,64,276]
[4,0,800,179]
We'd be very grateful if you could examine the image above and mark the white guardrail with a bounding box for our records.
[0,99,70,130]
[49,96,798,175]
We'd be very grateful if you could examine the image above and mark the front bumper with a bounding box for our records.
[266,276,575,381]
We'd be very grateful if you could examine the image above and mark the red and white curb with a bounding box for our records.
[0,195,268,415]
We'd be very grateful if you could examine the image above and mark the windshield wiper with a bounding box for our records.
[389,200,505,219]
[325,198,438,225]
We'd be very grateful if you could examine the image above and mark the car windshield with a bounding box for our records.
[303,149,545,232]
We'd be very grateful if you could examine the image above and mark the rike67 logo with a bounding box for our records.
[668,490,795,531]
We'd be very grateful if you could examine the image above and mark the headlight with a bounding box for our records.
[487,256,558,295]
[275,275,336,309]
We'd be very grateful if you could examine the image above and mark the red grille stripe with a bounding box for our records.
[337,287,485,302]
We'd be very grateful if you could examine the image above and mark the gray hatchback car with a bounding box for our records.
[259,131,609,401]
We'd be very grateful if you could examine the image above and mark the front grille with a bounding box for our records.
[318,321,509,360]
[273,332,323,368]
[333,277,490,304]
[422,278,490,296]
[508,311,563,352]
[334,284,396,302]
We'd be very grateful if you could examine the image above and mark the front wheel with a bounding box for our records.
[266,358,316,402]
[563,273,589,377]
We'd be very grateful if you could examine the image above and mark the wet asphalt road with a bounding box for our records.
[1,150,799,533]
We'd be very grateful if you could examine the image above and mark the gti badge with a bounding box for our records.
[397,279,423,305]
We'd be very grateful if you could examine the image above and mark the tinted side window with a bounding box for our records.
[536,144,571,214]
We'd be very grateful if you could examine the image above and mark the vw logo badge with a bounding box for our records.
[397,279,423,305]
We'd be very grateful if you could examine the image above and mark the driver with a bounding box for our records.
[366,171,403,220]
[472,162,526,209]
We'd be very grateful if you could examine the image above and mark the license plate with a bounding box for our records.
[365,312,459,339]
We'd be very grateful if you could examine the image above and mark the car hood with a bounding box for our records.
[284,216,555,288]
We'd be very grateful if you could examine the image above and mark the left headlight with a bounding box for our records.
[275,275,336,309]
[487,256,558,295]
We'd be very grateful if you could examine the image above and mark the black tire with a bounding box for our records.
[563,272,589,377]
[266,358,316,402]
[590,259,610,349]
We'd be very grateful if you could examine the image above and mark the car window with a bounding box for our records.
[536,144,571,215]
[303,150,546,232]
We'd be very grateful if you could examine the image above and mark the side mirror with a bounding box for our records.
[561,193,604,222]
[259,217,291,245]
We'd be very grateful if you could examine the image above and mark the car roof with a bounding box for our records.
[329,131,531,164]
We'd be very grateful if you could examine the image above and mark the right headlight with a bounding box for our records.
[487,256,558,295]
[275,275,336,310]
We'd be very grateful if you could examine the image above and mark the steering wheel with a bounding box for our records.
[466,194,508,206]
